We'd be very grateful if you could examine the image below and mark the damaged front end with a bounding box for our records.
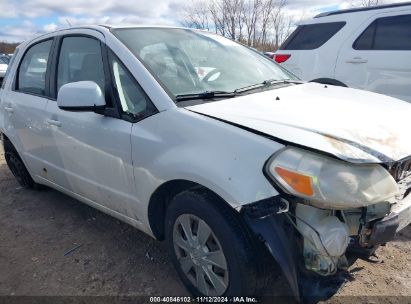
[241,148,411,301]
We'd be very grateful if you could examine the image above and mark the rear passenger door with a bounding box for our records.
[42,30,139,217]
[2,39,54,176]
[335,12,411,102]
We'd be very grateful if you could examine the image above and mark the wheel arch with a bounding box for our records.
[1,132,10,142]
[1,132,21,153]
[1,132,37,178]
[1,132,14,154]
[147,179,235,240]
[1,132,23,160]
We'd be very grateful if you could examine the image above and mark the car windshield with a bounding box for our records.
[112,28,298,98]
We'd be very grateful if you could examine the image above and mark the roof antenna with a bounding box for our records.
[66,19,72,27]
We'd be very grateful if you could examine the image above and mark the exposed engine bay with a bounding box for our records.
[291,166,411,276]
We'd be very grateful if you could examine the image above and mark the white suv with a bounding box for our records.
[274,2,411,102]
[0,25,411,299]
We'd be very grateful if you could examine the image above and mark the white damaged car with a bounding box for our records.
[0,26,410,299]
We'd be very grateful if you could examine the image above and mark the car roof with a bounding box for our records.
[52,24,191,33]
[315,1,411,18]
[17,24,200,48]
[101,24,189,29]
[20,24,196,47]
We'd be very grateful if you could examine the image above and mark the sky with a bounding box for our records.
[0,0,409,42]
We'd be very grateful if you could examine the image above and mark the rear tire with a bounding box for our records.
[3,140,37,189]
[165,189,268,297]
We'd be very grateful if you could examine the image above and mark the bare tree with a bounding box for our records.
[181,0,292,50]
[362,0,380,6]
[270,0,287,49]
[258,0,274,46]
[181,0,211,30]
[272,13,293,49]
[242,0,261,46]
[349,0,381,7]
[224,0,244,40]
[236,0,246,41]
[209,0,227,36]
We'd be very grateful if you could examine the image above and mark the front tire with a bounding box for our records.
[165,189,267,297]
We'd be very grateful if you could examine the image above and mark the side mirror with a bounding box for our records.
[57,81,106,112]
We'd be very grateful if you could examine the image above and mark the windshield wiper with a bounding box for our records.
[235,79,303,94]
[175,79,303,102]
[175,91,237,102]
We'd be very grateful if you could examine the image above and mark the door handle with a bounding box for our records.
[346,57,368,64]
[4,106,14,113]
[46,118,62,127]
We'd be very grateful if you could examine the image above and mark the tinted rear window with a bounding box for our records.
[353,22,376,50]
[280,22,346,50]
[354,14,411,50]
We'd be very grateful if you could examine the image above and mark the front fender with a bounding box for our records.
[131,109,284,209]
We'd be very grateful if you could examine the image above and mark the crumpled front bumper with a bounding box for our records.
[359,193,411,248]
[391,192,411,233]
[241,193,411,301]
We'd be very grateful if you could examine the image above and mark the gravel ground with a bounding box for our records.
[0,147,410,303]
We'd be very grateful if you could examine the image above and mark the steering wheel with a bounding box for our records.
[202,68,222,83]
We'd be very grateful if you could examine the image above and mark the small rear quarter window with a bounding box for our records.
[280,22,346,50]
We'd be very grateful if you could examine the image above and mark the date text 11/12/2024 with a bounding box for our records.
[150,297,258,303]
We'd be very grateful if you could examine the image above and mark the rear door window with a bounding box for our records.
[17,39,53,96]
[280,22,346,50]
[354,14,411,50]
[374,14,411,50]
[353,22,376,50]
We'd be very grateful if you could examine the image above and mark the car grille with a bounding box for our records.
[389,156,411,182]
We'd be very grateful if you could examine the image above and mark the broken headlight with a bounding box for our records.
[265,147,399,209]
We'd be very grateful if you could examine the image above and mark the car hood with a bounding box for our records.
[187,83,411,163]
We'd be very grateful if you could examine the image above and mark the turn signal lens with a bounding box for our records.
[274,167,314,196]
